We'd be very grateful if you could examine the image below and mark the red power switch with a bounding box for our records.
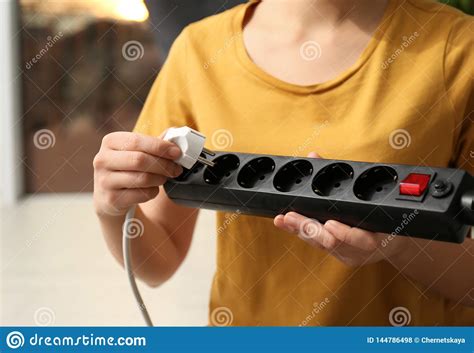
[399,173,431,196]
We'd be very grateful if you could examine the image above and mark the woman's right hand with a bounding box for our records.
[93,131,183,216]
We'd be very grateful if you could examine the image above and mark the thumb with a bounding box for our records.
[307,151,322,158]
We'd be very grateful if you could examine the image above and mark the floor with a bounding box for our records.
[0,194,216,326]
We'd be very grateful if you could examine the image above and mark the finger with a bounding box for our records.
[104,132,181,159]
[274,214,289,230]
[274,213,323,249]
[307,151,322,158]
[101,172,167,189]
[274,214,303,235]
[112,187,160,209]
[105,150,183,177]
[284,212,338,250]
[324,220,378,251]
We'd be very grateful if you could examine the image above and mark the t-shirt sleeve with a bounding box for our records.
[133,27,197,136]
[445,16,474,175]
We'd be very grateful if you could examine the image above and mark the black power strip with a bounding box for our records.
[164,152,474,243]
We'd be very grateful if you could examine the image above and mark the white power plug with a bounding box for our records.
[163,126,215,169]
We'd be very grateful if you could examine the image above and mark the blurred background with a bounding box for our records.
[0,0,245,326]
[0,0,472,326]
[19,0,247,194]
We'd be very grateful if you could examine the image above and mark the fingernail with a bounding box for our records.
[324,220,338,233]
[168,146,181,158]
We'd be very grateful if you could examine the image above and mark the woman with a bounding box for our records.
[94,0,474,325]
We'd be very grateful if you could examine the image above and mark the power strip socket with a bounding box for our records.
[164,152,474,243]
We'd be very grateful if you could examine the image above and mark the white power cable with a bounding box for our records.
[123,205,154,326]
[122,127,214,326]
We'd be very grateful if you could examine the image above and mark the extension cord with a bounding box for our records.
[124,127,474,325]
[164,151,474,243]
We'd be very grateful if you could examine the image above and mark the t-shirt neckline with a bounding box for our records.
[233,0,398,94]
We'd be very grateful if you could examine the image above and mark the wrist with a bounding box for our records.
[93,197,128,218]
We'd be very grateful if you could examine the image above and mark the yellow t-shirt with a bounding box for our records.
[135,0,474,325]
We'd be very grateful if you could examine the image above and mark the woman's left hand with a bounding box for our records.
[274,211,410,266]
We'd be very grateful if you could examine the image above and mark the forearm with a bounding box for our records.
[97,205,182,287]
[389,235,474,307]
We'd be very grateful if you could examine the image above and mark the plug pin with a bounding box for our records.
[198,156,215,167]
[202,147,216,156]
